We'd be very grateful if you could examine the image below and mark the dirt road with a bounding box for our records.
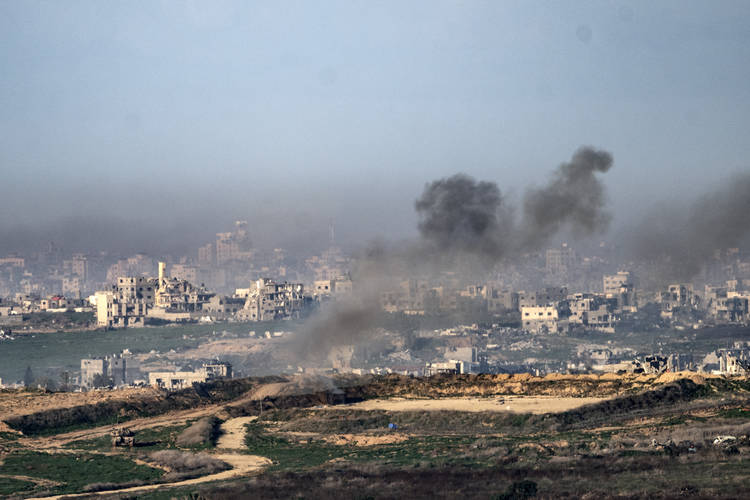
[34,416,270,500]
[216,416,257,449]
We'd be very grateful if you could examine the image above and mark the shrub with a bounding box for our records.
[490,480,538,500]
[147,450,230,475]
[83,479,147,492]
[176,416,222,447]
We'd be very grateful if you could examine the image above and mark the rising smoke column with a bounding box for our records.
[520,146,614,250]
[413,146,614,261]
[293,298,380,361]
[414,173,512,262]
[631,172,750,282]
[295,146,614,361]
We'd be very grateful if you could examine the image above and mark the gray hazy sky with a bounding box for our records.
[1,1,749,256]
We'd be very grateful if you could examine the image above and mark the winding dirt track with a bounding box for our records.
[216,416,257,449]
[26,415,270,500]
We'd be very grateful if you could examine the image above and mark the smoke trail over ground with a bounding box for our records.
[520,146,614,250]
[293,298,381,361]
[293,146,615,360]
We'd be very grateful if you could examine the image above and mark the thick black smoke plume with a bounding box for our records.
[414,174,511,260]
[414,146,614,261]
[293,298,380,361]
[295,146,614,360]
[520,146,613,250]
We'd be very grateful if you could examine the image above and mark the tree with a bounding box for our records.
[92,373,114,388]
[491,480,538,500]
[33,377,57,391]
[60,371,70,391]
[23,365,34,387]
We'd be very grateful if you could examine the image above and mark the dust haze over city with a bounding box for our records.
[2,2,750,499]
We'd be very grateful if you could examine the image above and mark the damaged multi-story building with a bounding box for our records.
[705,286,749,323]
[80,354,141,388]
[567,293,621,332]
[603,272,638,312]
[658,283,697,317]
[237,278,310,321]
[97,262,214,327]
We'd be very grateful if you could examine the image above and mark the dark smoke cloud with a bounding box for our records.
[415,174,511,260]
[413,146,614,262]
[628,172,750,282]
[294,146,614,359]
[520,146,613,250]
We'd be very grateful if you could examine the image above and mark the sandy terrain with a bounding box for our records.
[0,386,162,422]
[325,434,410,446]
[138,338,286,371]
[330,396,609,414]
[216,416,257,449]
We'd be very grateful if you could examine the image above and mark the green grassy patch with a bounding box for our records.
[245,421,483,472]
[0,451,163,495]
[260,408,556,436]
[719,407,750,419]
[64,424,190,451]
[0,477,36,496]
[0,319,295,382]
[661,413,709,426]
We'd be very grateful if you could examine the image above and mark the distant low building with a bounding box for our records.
[424,361,460,376]
[148,362,232,391]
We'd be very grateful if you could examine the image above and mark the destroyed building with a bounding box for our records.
[705,286,749,323]
[237,278,310,321]
[148,362,231,391]
[97,262,214,327]
[80,354,141,388]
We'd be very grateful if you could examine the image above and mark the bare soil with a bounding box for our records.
[332,395,609,414]
[216,416,257,449]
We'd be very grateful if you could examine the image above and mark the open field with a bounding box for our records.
[333,395,610,414]
[2,373,750,498]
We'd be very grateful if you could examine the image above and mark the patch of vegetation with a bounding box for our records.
[0,451,163,495]
[0,477,35,496]
[719,407,750,419]
[0,319,294,383]
[133,456,750,500]
[261,408,555,436]
[0,431,19,442]
[491,479,538,500]
[64,424,190,451]
[245,420,485,472]
[144,450,230,481]
[176,417,223,449]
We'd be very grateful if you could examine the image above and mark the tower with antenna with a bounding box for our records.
[329,218,335,252]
